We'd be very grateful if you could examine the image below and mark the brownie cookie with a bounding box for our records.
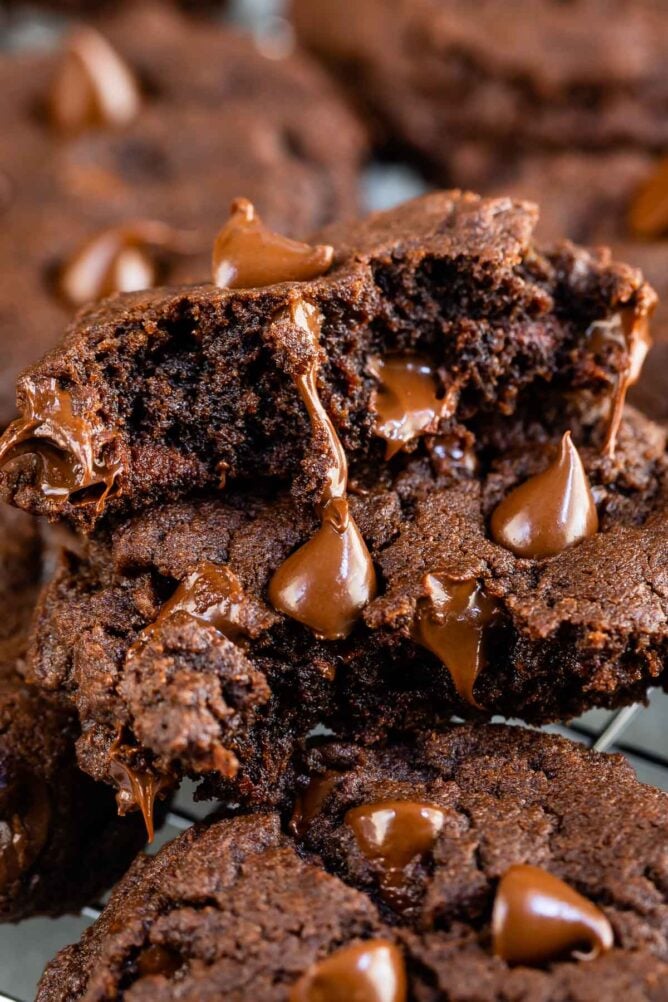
[0,1,364,425]
[25,404,667,811]
[292,0,668,174]
[0,191,655,529]
[0,503,149,920]
[36,725,668,1001]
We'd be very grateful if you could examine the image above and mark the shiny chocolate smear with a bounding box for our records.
[212,197,333,289]
[412,575,498,708]
[0,377,121,510]
[136,944,181,979]
[0,774,51,890]
[290,771,343,837]
[628,156,668,238]
[492,864,614,966]
[588,308,653,457]
[490,432,598,559]
[289,940,407,1002]
[368,355,446,459]
[129,562,250,662]
[59,220,194,308]
[48,27,141,134]
[269,300,376,639]
[345,800,446,913]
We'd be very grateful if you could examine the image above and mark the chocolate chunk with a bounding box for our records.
[48,27,141,134]
[290,940,407,1002]
[492,864,614,966]
[212,198,334,289]
[490,432,599,559]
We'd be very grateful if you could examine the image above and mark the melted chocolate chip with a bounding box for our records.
[588,308,653,457]
[492,864,614,966]
[345,800,446,913]
[0,377,122,510]
[412,575,498,708]
[58,221,196,308]
[48,27,141,134]
[136,944,181,979]
[628,156,668,238]
[269,300,376,639]
[109,742,168,843]
[0,773,50,890]
[290,772,343,837]
[132,562,250,657]
[368,355,447,459]
[212,197,333,289]
[289,940,407,1002]
[490,432,599,559]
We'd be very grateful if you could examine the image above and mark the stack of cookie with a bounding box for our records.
[0,183,666,997]
[0,3,666,1000]
[0,0,364,932]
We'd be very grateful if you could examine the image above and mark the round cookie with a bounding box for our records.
[0,1,365,425]
[36,725,668,1001]
[25,407,667,810]
[0,502,148,921]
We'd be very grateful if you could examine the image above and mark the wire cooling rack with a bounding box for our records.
[0,0,666,997]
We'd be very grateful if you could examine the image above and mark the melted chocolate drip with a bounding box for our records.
[212,198,333,289]
[368,355,448,459]
[269,300,376,640]
[289,940,407,1002]
[0,377,122,510]
[0,773,50,890]
[490,432,599,559]
[290,772,343,837]
[492,864,614,966]
[628,156,668,237]
[412,575,498,708]
[58,221,198,308]
[48,27,141,134]
[345,800,446,913]
[108,751,165,844]
[588,308,653,457]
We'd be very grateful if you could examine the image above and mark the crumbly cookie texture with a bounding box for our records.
[26,408,667,808]
[0,191,653,528]
[0,505,147,921]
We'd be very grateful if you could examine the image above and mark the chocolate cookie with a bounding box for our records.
[0,191,654,529]
[36,725,668,1001]
[0,1,364,425]
[0,502,149,921]
[292,0,668,173]
[25,405,667,811]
